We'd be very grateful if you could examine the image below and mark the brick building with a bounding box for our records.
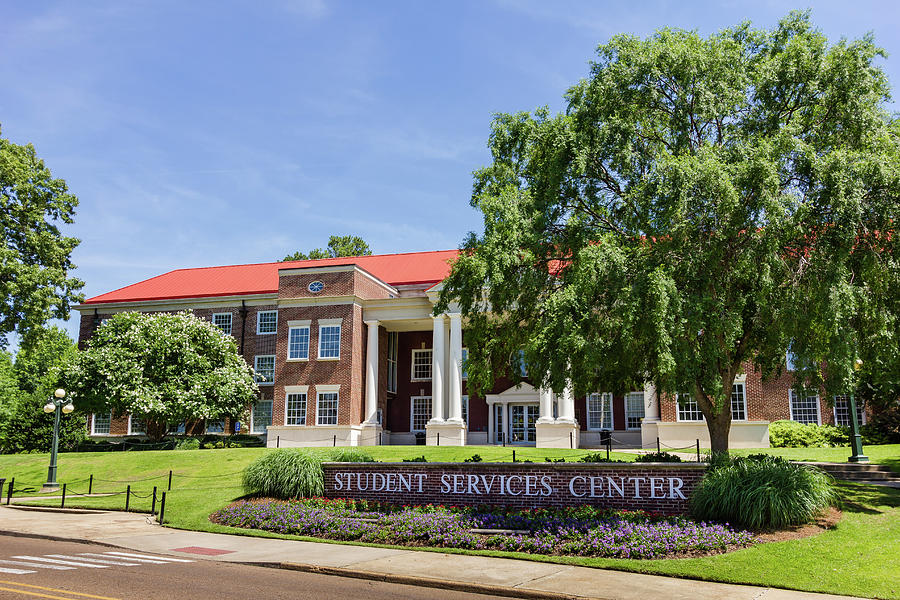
[75,250,864,449]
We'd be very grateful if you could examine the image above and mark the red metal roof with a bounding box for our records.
[83,250,460,305]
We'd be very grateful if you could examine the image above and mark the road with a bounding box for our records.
[0,535,501,600]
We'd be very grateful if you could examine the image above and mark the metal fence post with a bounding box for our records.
[6,477,13,505]
[88,474,93,494]
[125,485,131,511]
[696,439,701,462]
[657,437,661,454]
[168,470,173,491]
[61,483,67,509]
[159,492,166,525]
[151,486,157,514]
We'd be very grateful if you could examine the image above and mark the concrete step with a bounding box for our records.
[799,462,900,482]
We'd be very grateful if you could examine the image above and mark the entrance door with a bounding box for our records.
[510,404,539,443]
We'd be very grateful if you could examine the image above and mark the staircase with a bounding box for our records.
[800,462,900,484]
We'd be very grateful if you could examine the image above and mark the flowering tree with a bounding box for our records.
[66,311,258,439]
[437,12,900,452]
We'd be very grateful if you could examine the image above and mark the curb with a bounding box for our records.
[3,504,109,515]
[270,561,589,600]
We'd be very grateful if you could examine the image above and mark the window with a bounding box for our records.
[625,392,645,430]
[288,326,310,360]
[461,348,468,379]
[257,311,278,334]
[833,396,865,427]
[168,421,186,435]
[92,412,111,435]
[285,390,307,425]
[411,396,432,432]
[731,383,747,421]
[316,389,339,425]
[254,355,275,385]
[411,349,432,381]
[786,349,797,371]
[318,321,341,359]
[677,393,704,421]
[376,408,383,426]
[513,349,527,377]
[587,393,614,430]
[789,390,820,425]
[128,415,146,435]
[252,400,273,433]
[461,395,469,426]
[387,332,398,393]
[212,313,232,335]
[205,419,225,433]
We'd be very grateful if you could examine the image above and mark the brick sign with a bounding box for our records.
[323,462,706,514]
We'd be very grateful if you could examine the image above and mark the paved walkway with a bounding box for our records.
[0,504,864,600]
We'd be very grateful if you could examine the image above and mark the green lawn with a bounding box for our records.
[730,444,900,474]
[3,445,900,599]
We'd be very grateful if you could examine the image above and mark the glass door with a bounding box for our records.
[510,404,539,443]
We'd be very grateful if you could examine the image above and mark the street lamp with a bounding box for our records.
[848,359,868,464]
[42,388,75,492]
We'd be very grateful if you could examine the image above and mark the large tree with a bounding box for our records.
[282,234,372,261]
[0,127,84,348]
[437,12,900,452]
[66,312,258,439]
[0,327,86,454]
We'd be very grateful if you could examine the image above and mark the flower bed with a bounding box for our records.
[211,498,755,559]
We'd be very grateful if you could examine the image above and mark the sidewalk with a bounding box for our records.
[0,504,863,600]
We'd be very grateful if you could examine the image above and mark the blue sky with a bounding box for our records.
[2,0,899,345]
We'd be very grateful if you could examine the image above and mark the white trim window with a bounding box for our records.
[257,310,278,335]
[461,348,468,380]
[677,393,704,422]
[786,349,797,371]
[251,400,273,433]
[205,419,225,433]
[411,396,432,432]
[789,390,821,425]
[461,395,469,427]
[316,386,339,425]
[287,325,310,360]
[254,355,275,385]
[212,313,232,335]
[168,421,186,435]
[92,412,111,435]
[625,392,645,430]
[387,332,398,393]
[731,383,747,421]
[411,349,432,381]
[587,393,614,430]
[285,387,308,426]
[128,415,146,435]
[318,320,342,359]
[833,395,865,427]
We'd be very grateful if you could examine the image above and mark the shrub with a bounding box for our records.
[175,438,200,451]
[402,455,427,462]
[464,454,483,462]
[635,451,682,463]
[328,448,375,462]
[769,420,851,448]
[691,455,835,529]
[242,449,324,499]
[578,452,627,463]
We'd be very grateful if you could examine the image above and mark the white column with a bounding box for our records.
[643,381,659,421]
[537,388,555,423]
[363,320,380,424]
[447,313,463,424]
[500,403,508,444]
[429,314,445,423]
[558,381,576,423]
[487,401,495,444]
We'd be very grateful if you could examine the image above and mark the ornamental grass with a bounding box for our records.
[690,455,836,530]
[242,449,376,499]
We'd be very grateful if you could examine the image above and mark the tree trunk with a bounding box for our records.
[706,413,732,454]
[146,419,167,441]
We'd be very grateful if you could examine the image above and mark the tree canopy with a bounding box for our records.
[0,127,84,348]
[437,11,900,452]
[282,235,372,261]
[0,327,85,453]
[66,312,258,439]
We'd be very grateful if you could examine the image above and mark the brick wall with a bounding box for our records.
[323,462,705,514]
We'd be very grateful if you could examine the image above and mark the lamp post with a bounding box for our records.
[848,359,868,464]
[42,388,74,492]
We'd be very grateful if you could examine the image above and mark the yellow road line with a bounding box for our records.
[0,581,121,600]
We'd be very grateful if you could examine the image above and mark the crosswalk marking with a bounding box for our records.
[0,560,75,571]
[0,567,35,575]
[0,579,121,600]
[77,553,167,565]
[102,551,194,563]
[12,556,109,569]
[44,555,141,567]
